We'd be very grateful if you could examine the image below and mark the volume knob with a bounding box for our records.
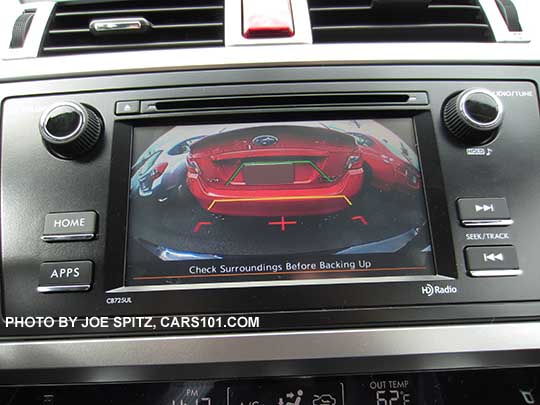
[40,102,103,158]
[443,88,504,145]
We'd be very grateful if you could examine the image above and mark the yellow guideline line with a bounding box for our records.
[208,195,353,210]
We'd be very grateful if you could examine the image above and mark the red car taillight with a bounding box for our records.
[150,162,168,181]
[187,156,201,174]
[345,155,362,170]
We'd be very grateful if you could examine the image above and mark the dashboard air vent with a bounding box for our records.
[41,0,224,56]
[308,0,495,43]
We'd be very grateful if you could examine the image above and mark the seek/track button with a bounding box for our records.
[42,211,97,242]
[465,246,522,277]
[457,198,513,227]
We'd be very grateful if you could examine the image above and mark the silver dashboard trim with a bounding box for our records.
[461,219,515,227]
[36,284,91,293]
[0,0,539,80]
[39,101,88,144]
[2,1,54,59]
[478,0,529,43]
[41,233,95,242]
[2,322,540,371]
[1,42,539,82]
[457,88,504,131]
[469,269,523,277]
[114,275,447,293]
[89,18,151,35]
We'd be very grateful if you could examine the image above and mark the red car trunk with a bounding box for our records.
[186,125,365,217]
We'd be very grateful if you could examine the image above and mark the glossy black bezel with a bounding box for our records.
[103,109,456,314]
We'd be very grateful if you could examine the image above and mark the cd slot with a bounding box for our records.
[140,92,428,114]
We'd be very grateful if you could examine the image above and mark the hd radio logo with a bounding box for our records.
[421,284,458,297]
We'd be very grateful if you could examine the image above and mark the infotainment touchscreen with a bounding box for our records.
[126,119,435,287]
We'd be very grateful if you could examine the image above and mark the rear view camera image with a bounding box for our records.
[126,119,434,287]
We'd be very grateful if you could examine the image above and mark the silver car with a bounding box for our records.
[131,135,205,203]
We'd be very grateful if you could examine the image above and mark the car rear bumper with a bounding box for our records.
[187,168,364,217]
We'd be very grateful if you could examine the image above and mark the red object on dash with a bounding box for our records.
[242,0,295,38]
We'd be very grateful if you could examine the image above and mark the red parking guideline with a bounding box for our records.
[268,216,297,231]
[193,221,212,233]
[352,215,369,225]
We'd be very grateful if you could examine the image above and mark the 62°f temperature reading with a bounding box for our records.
[370,380,412,405]
[375,390,411,405]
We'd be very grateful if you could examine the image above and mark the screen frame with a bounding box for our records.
[104,110,457,312]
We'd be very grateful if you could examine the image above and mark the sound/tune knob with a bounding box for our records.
[443,88,504,145]
[40,102,103,158]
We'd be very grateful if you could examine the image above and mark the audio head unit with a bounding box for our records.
[2,76,540,336]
